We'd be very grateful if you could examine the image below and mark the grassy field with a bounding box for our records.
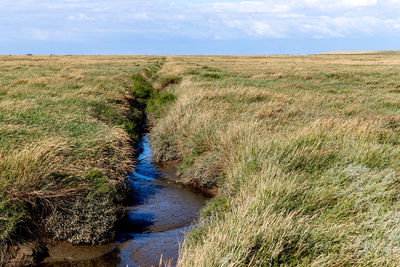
[0,55,165,263]
[149,55,400,266]
[2,54,400,266]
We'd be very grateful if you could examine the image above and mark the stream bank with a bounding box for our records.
[37,72,207,266]
[39,135,207,266]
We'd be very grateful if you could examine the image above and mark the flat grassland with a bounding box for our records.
[149,54,400,266]
[0,55,163,262]
[2,54,400,266]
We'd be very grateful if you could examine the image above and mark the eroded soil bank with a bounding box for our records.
[39,135,207,267]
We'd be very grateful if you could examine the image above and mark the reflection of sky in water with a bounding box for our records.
[117,227,190,267]
[131,136,161,181]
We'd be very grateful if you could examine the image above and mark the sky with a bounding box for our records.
[1,0,400,55]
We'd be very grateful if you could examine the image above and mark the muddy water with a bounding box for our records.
[40,136,207,267]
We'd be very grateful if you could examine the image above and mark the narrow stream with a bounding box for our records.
[41,135,206,267]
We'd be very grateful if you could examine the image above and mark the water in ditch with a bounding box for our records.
[40,135,207,267]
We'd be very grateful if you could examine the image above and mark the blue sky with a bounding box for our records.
[1,0,400,55]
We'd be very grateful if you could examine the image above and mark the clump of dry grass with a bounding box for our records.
[149,54,400,265]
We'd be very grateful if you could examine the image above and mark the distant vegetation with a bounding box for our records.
[322,50,400,55]
[150,54,400,266]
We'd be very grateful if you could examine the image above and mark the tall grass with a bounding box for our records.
[0,55,164,263]
[149,55,400,265]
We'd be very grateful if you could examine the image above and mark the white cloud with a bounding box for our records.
[302,0,377,8]
[131,13,149,20]
[209,1,291,13]
[68,13,95,22]
[0,0,400,42]
[222,19,286,37]
[31,29,50,41]
[29,28,75,41]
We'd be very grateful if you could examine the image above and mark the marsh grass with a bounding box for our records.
[149,55,400,266]
[3,54,400,265]
[0,55,163,262]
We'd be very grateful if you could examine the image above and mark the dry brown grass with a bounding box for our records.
[149,54,400,266]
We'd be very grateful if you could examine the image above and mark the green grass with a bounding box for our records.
[149,55,400,266]
[132,73,178,118]
[0,55,164,263]
[4,54,400,266]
